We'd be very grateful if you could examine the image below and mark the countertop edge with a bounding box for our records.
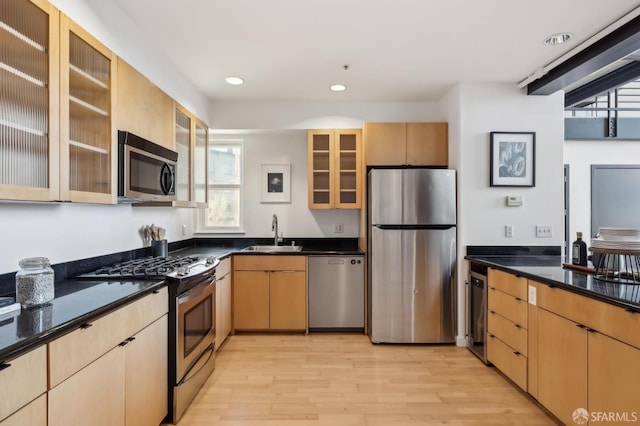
[0,280,166,363]
[466,256,640,311]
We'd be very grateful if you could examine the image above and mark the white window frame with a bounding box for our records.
[197,139,244,234]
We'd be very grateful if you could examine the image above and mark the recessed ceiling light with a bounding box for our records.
[544,33,573,46]
[225,76,244,85]
[330,84,346,92]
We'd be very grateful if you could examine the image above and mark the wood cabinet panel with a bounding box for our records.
[406,122,448,166]
[0,346,46,422]
[487,288,527,328]
[234,255,305,271]
[216,267,232,350]
[125,315,168,426]
[487,310,527,356]
[269,271,306,330]
[537,308,587,426]
[0,394,46,426]
[527,285,539,399]
[588,330,640,417]
[487,334,527,390]
[233,271,270,330]
[363,122,406,165]
[116,58,173,149]
[48,346,125,426]
[488,268,528,299]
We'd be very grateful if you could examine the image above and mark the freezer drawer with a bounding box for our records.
[308,256,364,329]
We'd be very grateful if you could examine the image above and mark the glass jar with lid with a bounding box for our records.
[15,257,54,307]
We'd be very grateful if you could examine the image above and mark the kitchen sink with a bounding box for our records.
[241,245,303,253]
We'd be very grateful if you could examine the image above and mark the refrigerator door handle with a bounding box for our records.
[374,224,456,230]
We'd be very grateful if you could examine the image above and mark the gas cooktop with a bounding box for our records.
[77,255,217,281]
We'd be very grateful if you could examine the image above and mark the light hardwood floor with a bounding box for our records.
[176,334,557,426]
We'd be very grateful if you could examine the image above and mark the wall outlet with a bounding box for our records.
[536,225,553,238]
[333,223,344,233]
[505,225,514,238]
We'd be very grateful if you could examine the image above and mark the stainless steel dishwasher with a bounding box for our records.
[308,255,365,331]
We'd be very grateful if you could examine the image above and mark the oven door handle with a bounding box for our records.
[177,343,215,387]
[178,277,215,305]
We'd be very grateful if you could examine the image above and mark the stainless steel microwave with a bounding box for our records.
[117,131,178,203]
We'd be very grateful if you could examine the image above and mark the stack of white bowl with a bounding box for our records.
[591,228,640,252]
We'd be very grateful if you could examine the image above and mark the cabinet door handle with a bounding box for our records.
[118,340,130,347]
[152,289,161,294]
[548,284,556,289]
[488,334,496,338]
[80,323,93,329]
[587,328,597,333]
[513,351,521,356]
[576,324,586,329]
[126,337,136,342]
[514,324,521,329]
[0,363,11,372]
[625,308,639,314]
[489,310,496,314]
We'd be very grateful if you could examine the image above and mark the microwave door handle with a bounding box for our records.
[160,163,175,195]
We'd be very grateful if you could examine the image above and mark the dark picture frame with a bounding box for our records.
[490,131,536,187]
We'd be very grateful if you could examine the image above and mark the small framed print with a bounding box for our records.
[490,131,536,187]
[260,164,291,203]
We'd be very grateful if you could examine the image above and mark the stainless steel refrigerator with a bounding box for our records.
[368,168,457,343]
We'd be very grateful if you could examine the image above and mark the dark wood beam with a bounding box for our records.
[564,61,640,107]
[527,14,640,96]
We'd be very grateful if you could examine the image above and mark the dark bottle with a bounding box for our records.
[572,232,588,266]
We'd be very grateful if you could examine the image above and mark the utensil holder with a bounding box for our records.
[151,239,168,257]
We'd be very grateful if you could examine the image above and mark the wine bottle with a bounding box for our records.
[572,232,587,266]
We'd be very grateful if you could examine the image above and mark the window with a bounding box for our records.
[200,140,242,231]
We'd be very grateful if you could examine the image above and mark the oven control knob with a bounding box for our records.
[206,256,216,265]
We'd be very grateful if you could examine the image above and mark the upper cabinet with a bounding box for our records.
[364,122,448,166]
[115,58,173,149]
[172,104,208,208]
[0,2,117,204]
[59,14,116,204]
[307,129,362,209]
[0,0,60,202]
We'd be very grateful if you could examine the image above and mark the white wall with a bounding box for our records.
[444,82,565,345]
[207,131,359,238]
[564,140,640,242]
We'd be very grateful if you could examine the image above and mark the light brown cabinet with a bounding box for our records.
[0,346,47,424]
[0,394,46,426]
[233,255,306,331]
[115,58,174,149]
[307,129,362,209]
[215,257,232,351]
[534,279,640,425]
[59,14,117,204]
[48,288,168,426]
[364,122,447,166]
[0,0,59,202]
[486,268,528,391]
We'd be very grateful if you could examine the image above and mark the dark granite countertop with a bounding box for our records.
[0,279,165,363]
[466,255,640,311]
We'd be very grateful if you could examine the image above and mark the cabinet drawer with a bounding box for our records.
[488,269,527,299]
[0,346,47,422]
[488,287,528,328]
[234,255,306,271]
[537,282,640,350]
[49,288,167,387]
[0,394,46,426]
[488,310,527,357]
[487,334,527,391]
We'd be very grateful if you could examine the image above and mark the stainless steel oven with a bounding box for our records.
[170,263,216,424]
[467,263,488,363]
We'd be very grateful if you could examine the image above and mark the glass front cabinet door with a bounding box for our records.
[59,14,116,204]
[0,0,60,201]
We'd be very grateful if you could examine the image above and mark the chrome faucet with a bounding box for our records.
[272,214,279,246]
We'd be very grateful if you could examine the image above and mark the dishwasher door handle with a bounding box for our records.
[328,259,346,264]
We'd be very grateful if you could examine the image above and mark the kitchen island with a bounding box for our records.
[466,252,640,425]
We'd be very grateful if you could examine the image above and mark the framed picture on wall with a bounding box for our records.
[260,164,291,203]
[490,131,536,187]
